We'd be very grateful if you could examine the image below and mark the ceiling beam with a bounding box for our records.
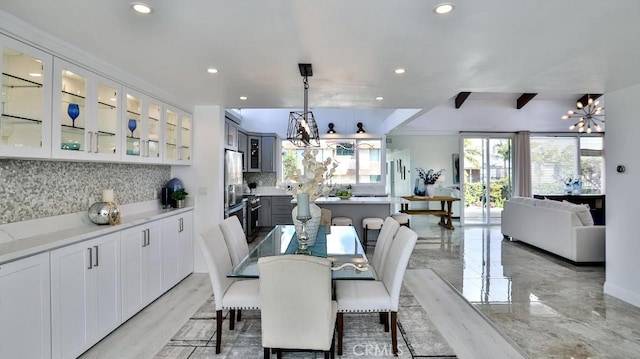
[455,92,471,109]
[576,94,602,107]
[516,93,537,109]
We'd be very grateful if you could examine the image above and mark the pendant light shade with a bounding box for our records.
[287,63,321,147]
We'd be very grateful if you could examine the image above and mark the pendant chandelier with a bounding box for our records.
[287,63,320,147]
[561,96,605,133]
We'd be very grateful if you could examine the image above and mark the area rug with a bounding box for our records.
[155,287,457,358]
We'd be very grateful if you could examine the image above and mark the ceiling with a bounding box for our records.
[2,1,638,134]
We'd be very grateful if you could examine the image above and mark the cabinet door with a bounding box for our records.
[248,135,261,172]
[144,221,164,302]
[259,196,272,227]
[51,238,92,359]
[164,106,192,165]
[0,253,51,359]
[122,88,145,162]
[224,120,238,149]
[177,212,194,280]
[92,232,121,339]
[120,225,146,321]
[93,76,121,160]
[0,35,53,159]
[180,112,192,164]
[238,130,248,171]
[261,135,276,172]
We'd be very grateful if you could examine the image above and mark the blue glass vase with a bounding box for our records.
[67,103,80,127]
[572,181,581,195]
[414,179,426,196]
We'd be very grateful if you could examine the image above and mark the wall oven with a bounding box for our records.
[246,195,261,241]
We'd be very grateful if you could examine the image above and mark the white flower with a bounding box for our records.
[278,148,338,201]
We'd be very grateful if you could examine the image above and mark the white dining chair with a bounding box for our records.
[258,255,337,358]
[335,226,418,356]
[370,216,401,278]
[196,225,260,354]
[220,215,250,267]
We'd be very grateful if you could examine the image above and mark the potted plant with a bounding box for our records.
[171,188,189,208]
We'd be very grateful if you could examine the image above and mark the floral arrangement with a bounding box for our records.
[563,175,581,185]
[281,148,338,201]
[416,168,445,185]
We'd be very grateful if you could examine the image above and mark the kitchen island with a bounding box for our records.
[295,196,408,241]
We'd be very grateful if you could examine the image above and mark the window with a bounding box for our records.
[530,135,603,195]
[281,138,383,185]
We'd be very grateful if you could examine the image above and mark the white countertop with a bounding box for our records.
[0,200,194,265]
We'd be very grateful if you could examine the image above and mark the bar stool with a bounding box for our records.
[331,217,353,226]
[362,217,384,247]
[391,213,410,227]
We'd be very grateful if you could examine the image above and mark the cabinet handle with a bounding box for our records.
[88,132,93,153]
[179,218,183,232]
[145,140,150,157]
[94,133,99,153]
[146,229,150,246]
[94,245,99,267]
[87,248,93,270]
[142,229,147,247]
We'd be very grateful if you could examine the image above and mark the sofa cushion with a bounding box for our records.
[562,200,594,226]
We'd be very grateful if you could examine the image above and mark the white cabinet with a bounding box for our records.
[50,232,121,359]
[122,88,163,164]
[120,220,163,321]
[0,35,53,159]
[52,58,122,161]
[0,253,51,359]
[164,105,192,165]
[162,211,194,290]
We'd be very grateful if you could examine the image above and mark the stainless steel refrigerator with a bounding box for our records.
[224,150,244,209]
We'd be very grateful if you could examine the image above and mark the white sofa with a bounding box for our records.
[501,197,605,262]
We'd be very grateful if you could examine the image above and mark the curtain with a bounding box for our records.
[513,131,531,197]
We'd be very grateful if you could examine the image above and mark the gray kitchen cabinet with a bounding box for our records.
[247,135,261,172]
[224,118,238,150]
[271,196,294,225]
[237,130,248,171]
[261,135,277,172]
[259,196,272,227]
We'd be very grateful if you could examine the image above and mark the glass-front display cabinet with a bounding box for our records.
[52,58,121,160]
[122,88,163,163]
[0,35,53,158]
[164,105,192,165]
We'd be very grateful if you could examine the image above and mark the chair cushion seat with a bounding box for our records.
[221,279,261,310]
[391,213,409,224]
[336,280,391,312]
[363,217,384,229]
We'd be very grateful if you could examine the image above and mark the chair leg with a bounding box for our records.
[382,312,389,332]
[276,349,283,359]
[215,310,223,354]
[237,309,242,322]
[391,311,398,356]
[379,312,386,325]
[229,309,236,330]
[364,225,368,247]
[337,312,344,356]
[331,330,336,359]
[263,347,270,359]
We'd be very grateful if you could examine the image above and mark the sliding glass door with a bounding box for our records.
[462,136,513,225]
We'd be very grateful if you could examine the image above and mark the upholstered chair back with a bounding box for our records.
[380,226,418,312]
[196,226,235,312]
[220,216,249,266]
[371,216,401,274]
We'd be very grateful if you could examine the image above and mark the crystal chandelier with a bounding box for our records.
[561,97,605,133]
[287,63,320,147]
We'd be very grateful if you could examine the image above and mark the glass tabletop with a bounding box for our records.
[228,225,374,280]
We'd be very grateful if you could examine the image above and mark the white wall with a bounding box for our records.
[172,105,224,273]
[602,84,640,307]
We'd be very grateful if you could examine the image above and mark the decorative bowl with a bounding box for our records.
[61,142,81,150]
[337,194,352,200]
[88,201,121,225]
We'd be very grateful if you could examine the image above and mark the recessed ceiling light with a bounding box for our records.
[394,68,405,74]
[434,3,454,14]
[29,72,42,77]
[131,2,152,14]
[376,96,384,101]
[240,96,247,101]
[207,68,218,74]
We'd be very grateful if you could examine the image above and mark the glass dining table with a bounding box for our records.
[228,225,374,280]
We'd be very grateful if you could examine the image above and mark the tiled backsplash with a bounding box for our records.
[244,172,276,187]
[0,159,170,225]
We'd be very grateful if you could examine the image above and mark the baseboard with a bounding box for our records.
[604,281,640,307]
